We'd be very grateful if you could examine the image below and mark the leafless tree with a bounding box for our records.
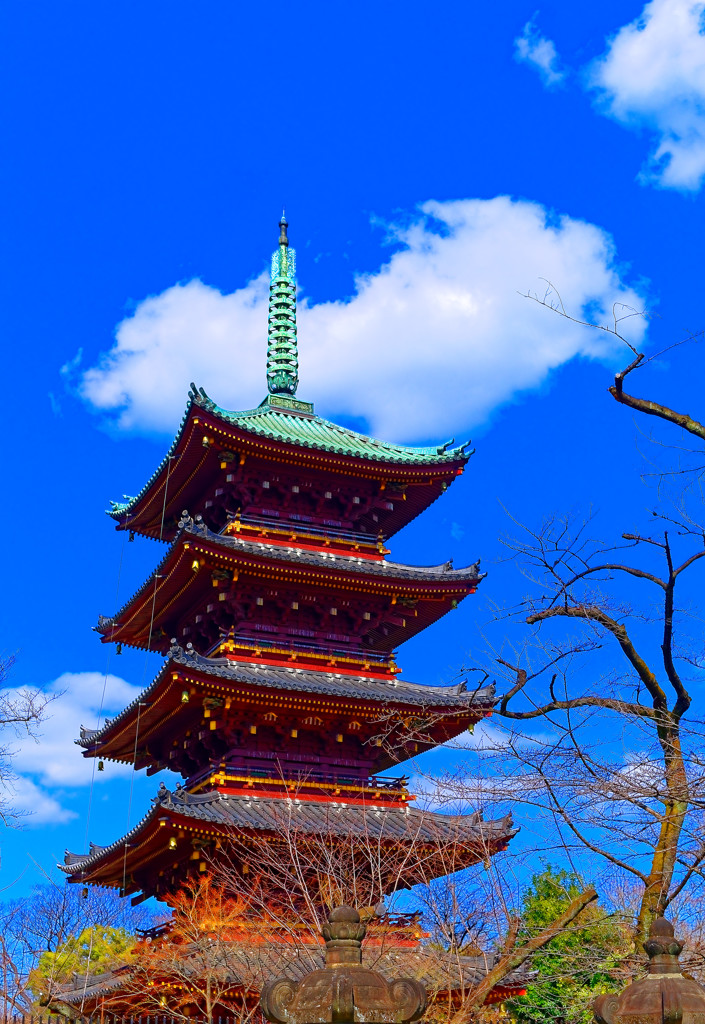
[431,286,705,951]
[0,652,58,825]
[44,794,598,1023]
[0,881,154,1015]
[438,504,705,950]
[0,901,34,1017]
[523,280,705,468]
[205,796,597,1024]
[115,876,262,1024]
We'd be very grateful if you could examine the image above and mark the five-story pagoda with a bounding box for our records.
[62,216,515,908]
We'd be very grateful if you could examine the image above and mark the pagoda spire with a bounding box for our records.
[267,211,298,396]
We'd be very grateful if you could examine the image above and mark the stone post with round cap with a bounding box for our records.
[260,906,427,1024]
[594,916,705,1024]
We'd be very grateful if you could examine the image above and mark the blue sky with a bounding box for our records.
[2,0,705,901]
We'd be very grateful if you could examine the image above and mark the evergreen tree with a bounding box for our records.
[510,867,628,1024]
[28,925,135,1007]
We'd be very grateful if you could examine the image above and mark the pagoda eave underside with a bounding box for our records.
[108,400,468,542]
[98,528,479,654]
[61,793,516,900]
[77,651,494,773]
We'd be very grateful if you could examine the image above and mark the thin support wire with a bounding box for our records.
[83,514,131,851]
[121,457,174,895]
[159,457,175,543]
[78,922,97,1015]
[122,700,145,895]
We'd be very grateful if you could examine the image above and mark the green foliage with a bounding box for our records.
[28,925,134,1005]
[509,867,628,1024]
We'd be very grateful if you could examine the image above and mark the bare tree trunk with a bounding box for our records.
[609,378,705,440]
[637,716,690,945]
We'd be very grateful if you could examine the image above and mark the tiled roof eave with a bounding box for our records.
[57,969,130,1003]
[60,799,162,876]
[203,390,472,466]
[61,789,516,876]
[98,519,483,637]
[106,396,196,522]
[54,947,532,1005]
[75,647,496,751]
[106,386,472,522]
[187,521,484,583]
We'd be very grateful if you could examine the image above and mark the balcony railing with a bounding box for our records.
[223,512,385,552]
[189,763,410,796]
[212,632,394,668]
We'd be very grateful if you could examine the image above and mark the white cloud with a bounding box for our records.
[4,776,77,825]
[443,720,558,752]
[591,0,705,190]
[1,671,141,825]
[9,671,140,787]
[515,19,565,86]
[79,198,646,442]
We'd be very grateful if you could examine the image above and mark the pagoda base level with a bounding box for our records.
[54,938,529,1016]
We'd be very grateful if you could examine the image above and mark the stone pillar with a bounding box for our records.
[260,906,427,1024]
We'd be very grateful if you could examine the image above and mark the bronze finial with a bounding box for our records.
[260,906,427,1024]
[594,916,705,1024]
[279,210,289,247]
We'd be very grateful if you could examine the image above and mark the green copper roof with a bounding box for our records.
[195,388,472,464]
[267,213,298,396]
[106,389,472,519]
[106,216,473,520]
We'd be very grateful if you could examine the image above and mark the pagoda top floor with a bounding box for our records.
[107,389,472,543]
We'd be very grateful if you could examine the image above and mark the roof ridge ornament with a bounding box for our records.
[267,212,299,397]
